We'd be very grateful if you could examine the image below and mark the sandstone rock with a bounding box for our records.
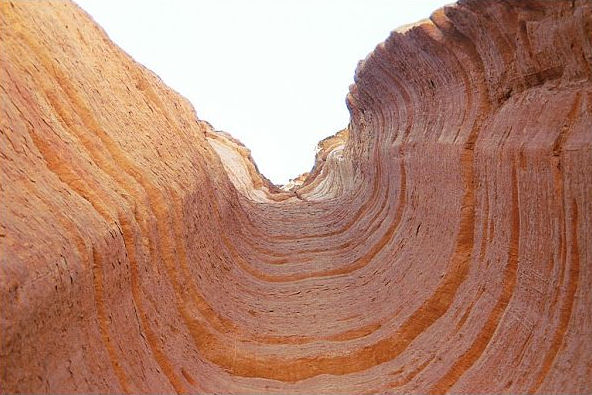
[1,0,591,393]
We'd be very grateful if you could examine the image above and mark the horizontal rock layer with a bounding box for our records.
[1,0,591,393]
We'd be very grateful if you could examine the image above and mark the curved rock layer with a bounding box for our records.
[1,1,591,393]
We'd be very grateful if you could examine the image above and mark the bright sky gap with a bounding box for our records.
[75,0,451,184]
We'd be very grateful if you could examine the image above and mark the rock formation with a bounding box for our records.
[1,0,591,393]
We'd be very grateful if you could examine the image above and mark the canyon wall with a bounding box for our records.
[1,0,591,393]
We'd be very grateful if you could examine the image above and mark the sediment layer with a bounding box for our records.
[1,0,591,393]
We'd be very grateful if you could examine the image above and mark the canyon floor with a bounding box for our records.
[1,0,591,393]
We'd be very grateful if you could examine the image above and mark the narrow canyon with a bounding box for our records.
[1,0,591,393]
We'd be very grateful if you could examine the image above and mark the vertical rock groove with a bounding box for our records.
[1,0,591,393]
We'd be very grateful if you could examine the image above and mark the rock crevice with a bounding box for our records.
[1,0,591,393]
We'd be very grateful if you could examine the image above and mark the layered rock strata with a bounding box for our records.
[1,0,591,393]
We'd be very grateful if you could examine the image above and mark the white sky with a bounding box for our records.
[75,0,451,184]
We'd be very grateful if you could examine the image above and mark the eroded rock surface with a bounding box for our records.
[1,0,591,393]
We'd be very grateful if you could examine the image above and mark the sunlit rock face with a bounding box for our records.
[1,0,591,393]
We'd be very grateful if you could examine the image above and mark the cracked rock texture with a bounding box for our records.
[1,0,591,393]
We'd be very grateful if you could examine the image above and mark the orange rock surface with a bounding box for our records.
[1,0,591,393]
